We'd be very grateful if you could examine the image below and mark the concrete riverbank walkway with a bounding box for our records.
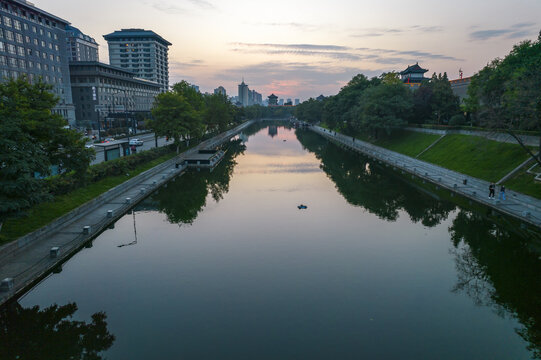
[0,121,254,306]
[311,126,541,229]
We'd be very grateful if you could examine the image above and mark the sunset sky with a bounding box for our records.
[42,0,540,100]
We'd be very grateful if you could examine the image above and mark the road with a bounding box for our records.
[90,133,170,165]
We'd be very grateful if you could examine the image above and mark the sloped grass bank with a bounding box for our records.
[418,134,530,182]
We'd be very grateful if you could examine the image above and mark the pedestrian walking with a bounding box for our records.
[489,183,495,199]
[499,185,506,201]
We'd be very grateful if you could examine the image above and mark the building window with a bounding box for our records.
[8,57,16,67]
[15,33,23,43]
[3,16,12,28]
[7,44,16,55]
[17,47,24,56]
[5,30,13,41]
[0,55,5,65]
[13,20,21,30]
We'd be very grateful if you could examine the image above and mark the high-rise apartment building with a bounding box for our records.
[238,79,249,107]
[65,25,98,62]
[104,28,171,92]
[0,0,75,125]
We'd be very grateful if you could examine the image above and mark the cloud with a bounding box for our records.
[232,43,352,51]
[469,22,539,40]
[170,59,206,69]
[152,2,186,14]
[231,43,462,64]
[151,0,213,14]
[352,25,443,37]
[260,22,320,31]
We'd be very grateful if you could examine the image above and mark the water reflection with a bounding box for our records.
[0,301,115,360]
[449,211,541,359]
[142,139,246,226]
[297,128,541,358]
[296,129,456,227]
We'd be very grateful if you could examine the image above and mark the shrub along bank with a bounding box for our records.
[0,145,177,243]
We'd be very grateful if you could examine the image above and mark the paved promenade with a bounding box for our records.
[0,121,254,306]
[311,126,541,228]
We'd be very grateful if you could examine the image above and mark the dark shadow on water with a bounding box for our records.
[296,129,456,227]
[0,301,115,360]
[139,139,246,226]
[297,128,541,359]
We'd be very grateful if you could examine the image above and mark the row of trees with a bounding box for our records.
[150,81,244,153]
[295,72,460,138]
[465,31,541,160]
[0,77,94,229]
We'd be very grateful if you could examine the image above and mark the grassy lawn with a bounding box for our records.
[372,131,441,158]
[0,152,176,243]
[505,169,541,199]
[419,134,530,182]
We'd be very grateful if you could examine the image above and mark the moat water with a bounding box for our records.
[6,124,541,359]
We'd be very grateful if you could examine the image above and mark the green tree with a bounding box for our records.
[204,93,233,132]
[465,31,541,163]
[429,72,460,124]
[0,77,93,229]
[358,82,413,138]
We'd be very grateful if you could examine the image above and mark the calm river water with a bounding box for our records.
[7,124,541,359]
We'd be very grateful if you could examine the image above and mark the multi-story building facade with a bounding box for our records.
[0,0,75,125]
[65,25,98,62]
[69,61,161,129]
[104,28,171,93]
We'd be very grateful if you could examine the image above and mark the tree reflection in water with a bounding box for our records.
[449,211,541,359]
[0,302,115,360]
[296,129,456,227]
[146,139,246,226]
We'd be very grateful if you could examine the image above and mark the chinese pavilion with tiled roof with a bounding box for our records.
[400,63,429,88]
[268,94,278,106]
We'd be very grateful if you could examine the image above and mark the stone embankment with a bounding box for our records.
[311,126,541,229]
[0,121,254,306]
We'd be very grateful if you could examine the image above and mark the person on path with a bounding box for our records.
[499,185,506,201]
[489,183,495,199]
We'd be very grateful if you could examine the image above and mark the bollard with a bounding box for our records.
[0,278,14,292]
[162,174,166,179]
[425,172,428,176]
[453,184,458,189]
[126,197,132,204]
[107,210,113,218]
[140,188,146,195]
[153,180,157,186]
[438,177,442,182]
[50,247,60,258]
[83,226,91,235]
[463,179,468,185]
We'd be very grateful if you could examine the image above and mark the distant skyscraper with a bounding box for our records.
[238,79,249,107]
[294,99,300,106]
[65,25,99,62]
[191,84,200,93]
[287,98,292,104]
[279,98,284,106]
[214,86,226,96]
[104,29,171,92]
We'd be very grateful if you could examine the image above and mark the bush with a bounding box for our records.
[449,114,466,126]
[47,144,176,196]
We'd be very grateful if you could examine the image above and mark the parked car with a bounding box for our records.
[129,138,144,146]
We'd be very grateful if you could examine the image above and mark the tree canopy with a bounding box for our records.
[0,77,93,227]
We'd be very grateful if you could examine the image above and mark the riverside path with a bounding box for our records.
[0,121,254,306]
[311,125,541,229]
